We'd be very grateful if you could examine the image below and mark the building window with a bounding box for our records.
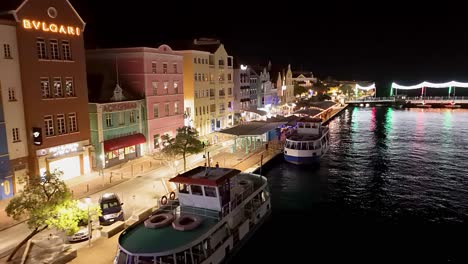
[53,77,63,97]
[164,82,168,93]
[65,77,74,97]
[194,73,197,81]
[174,102,179,115]
[153,134,159,149]
[68,113,78,132]
[37,38,47,59]
[8,87,16,101]
[227,73,232,81]
[41,78,51,98]
[197,58,201,64]
[152,81,158,95]
[193,58,197,64]
[218,59,224,66]
[173,63,177,73]
[153,104,159,118]
[228,87,232,95]
[106,113,113,127]
[165,103,169,115]
[130,111,136,123]
[44,115,54,137]
[163,63,168,74]
[210,104,215,113]
[62,40,72,60]
[228,101,232,109]
[195,91,198,98]
[3,44,12,59]
[202,106,205,115]
[12,128,20,142]
[218,74,224,82]
[174,81,178,94]
[152,61,157,73]
[50,40,60,60]
[57,114,66,135]
[119,112,125,125]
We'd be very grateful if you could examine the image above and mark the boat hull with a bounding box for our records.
[284,154,321,165]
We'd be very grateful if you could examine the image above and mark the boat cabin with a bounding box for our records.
[169,166,250,212]
[296,117,322,135]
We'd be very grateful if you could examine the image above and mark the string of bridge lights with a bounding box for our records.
[391,81,468,90]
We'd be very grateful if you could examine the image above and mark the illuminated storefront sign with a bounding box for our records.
[48,143,80,157]
[32,127,42,145]
[22,19,81,36]
[103,102,137,112]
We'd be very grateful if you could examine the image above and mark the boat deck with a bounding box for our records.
[118,173,266,255]
[119,213,218,254]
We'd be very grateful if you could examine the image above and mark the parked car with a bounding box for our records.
[99,193,124,225]
[67,220,91,242]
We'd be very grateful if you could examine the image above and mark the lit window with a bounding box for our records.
[151,61,157,73]
[37,39,47,59]
[62,40,72,60]
[41,78,51,99]
[44,115,54,136]
[174,81,178,94]
[50,40,60,60]
[153,134,160,149]
[163,63,168,74]
[106,113,113,127]
[65,78,74,97]
[174,102,179,115]
[57,114,66,135]
[8,87,16,101]
[12,128,20,142]
[53,77,63,97]
[68,113,78,132]
[3,44,12,59]
[164,81,168,92]
[152,81,158,95]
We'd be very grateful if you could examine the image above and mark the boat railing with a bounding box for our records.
[221,184,255,217]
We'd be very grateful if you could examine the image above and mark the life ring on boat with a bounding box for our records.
[169,191,176,200]
[172,215,202,231]
[144,213,175,229]
[160,195,168,205]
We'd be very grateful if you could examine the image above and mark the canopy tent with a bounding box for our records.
[390,81,468,96]
[355,83,376,97]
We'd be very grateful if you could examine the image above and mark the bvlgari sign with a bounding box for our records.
[22,19,81,36]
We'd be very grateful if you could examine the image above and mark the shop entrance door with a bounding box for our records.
[49,156,81,180]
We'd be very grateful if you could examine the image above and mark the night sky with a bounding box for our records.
[71,0,468,84]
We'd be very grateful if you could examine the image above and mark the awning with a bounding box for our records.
[104,133,146,152]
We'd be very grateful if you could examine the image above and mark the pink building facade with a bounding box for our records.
[87,45,184,154]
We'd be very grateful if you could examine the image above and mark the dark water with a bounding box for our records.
[232,107,468,263]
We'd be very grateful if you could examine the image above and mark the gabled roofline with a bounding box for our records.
[13,0,86,30]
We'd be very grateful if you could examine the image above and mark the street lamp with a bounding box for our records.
[84,197,91,247]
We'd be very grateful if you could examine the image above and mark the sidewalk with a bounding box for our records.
[0,155,160,232]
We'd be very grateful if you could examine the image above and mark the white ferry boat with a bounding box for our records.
[283,117,330,165]
[114,166,271,264]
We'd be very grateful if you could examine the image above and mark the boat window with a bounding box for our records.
[204,186,217,197]
[305,123,311,128]
[176,250,193,264]
[308,142,314,150]
[292,142,297,150]
[159,255,175,264]
[302,142,307,150]
[137,256,155,264]
[192,242,205,262]
[179,184,189,194]
[191,185,203,196]
[115,250,127,264]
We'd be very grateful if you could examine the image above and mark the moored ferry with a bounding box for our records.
[114,166,271,264]
[283,117,330,165]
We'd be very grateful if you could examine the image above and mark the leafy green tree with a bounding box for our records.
[173,127,204,171]
[153,134,180,173]
[5,170,70,261]
[46,200,101,236]
[339,84,354,96]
